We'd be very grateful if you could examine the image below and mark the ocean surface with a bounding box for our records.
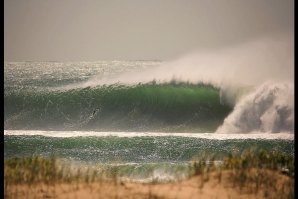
[4,61,294,182]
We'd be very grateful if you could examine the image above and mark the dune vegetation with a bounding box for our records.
[4,147,294,199]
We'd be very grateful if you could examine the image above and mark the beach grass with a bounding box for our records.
[4,148,294,199]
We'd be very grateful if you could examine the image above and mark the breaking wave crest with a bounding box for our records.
[216,82,294,133]
[4,80,294,134]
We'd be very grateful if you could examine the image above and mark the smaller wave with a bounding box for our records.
[216,82,294,134]
[56,160,191,183]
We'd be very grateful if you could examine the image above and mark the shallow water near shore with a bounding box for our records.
[4,130,294,182]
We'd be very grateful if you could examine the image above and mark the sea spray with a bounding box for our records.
[76,33,293,89]
[216,82,294,133]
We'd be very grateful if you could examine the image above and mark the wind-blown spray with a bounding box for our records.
[80,33,294,134]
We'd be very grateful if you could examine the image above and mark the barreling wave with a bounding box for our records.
[4,82,232,132]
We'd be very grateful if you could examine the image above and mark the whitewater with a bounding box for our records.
[4,34,294,181]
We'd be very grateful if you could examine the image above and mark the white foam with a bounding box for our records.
[216,82,294,134]
[4,130,294,140]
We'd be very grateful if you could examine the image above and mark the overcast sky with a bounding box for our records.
[4,0,294,61]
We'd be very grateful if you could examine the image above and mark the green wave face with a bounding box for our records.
[4,82,232,132]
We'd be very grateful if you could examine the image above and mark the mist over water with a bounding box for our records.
[78,34,294,134]
[4,34,294,134]
[82,34,293,87]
